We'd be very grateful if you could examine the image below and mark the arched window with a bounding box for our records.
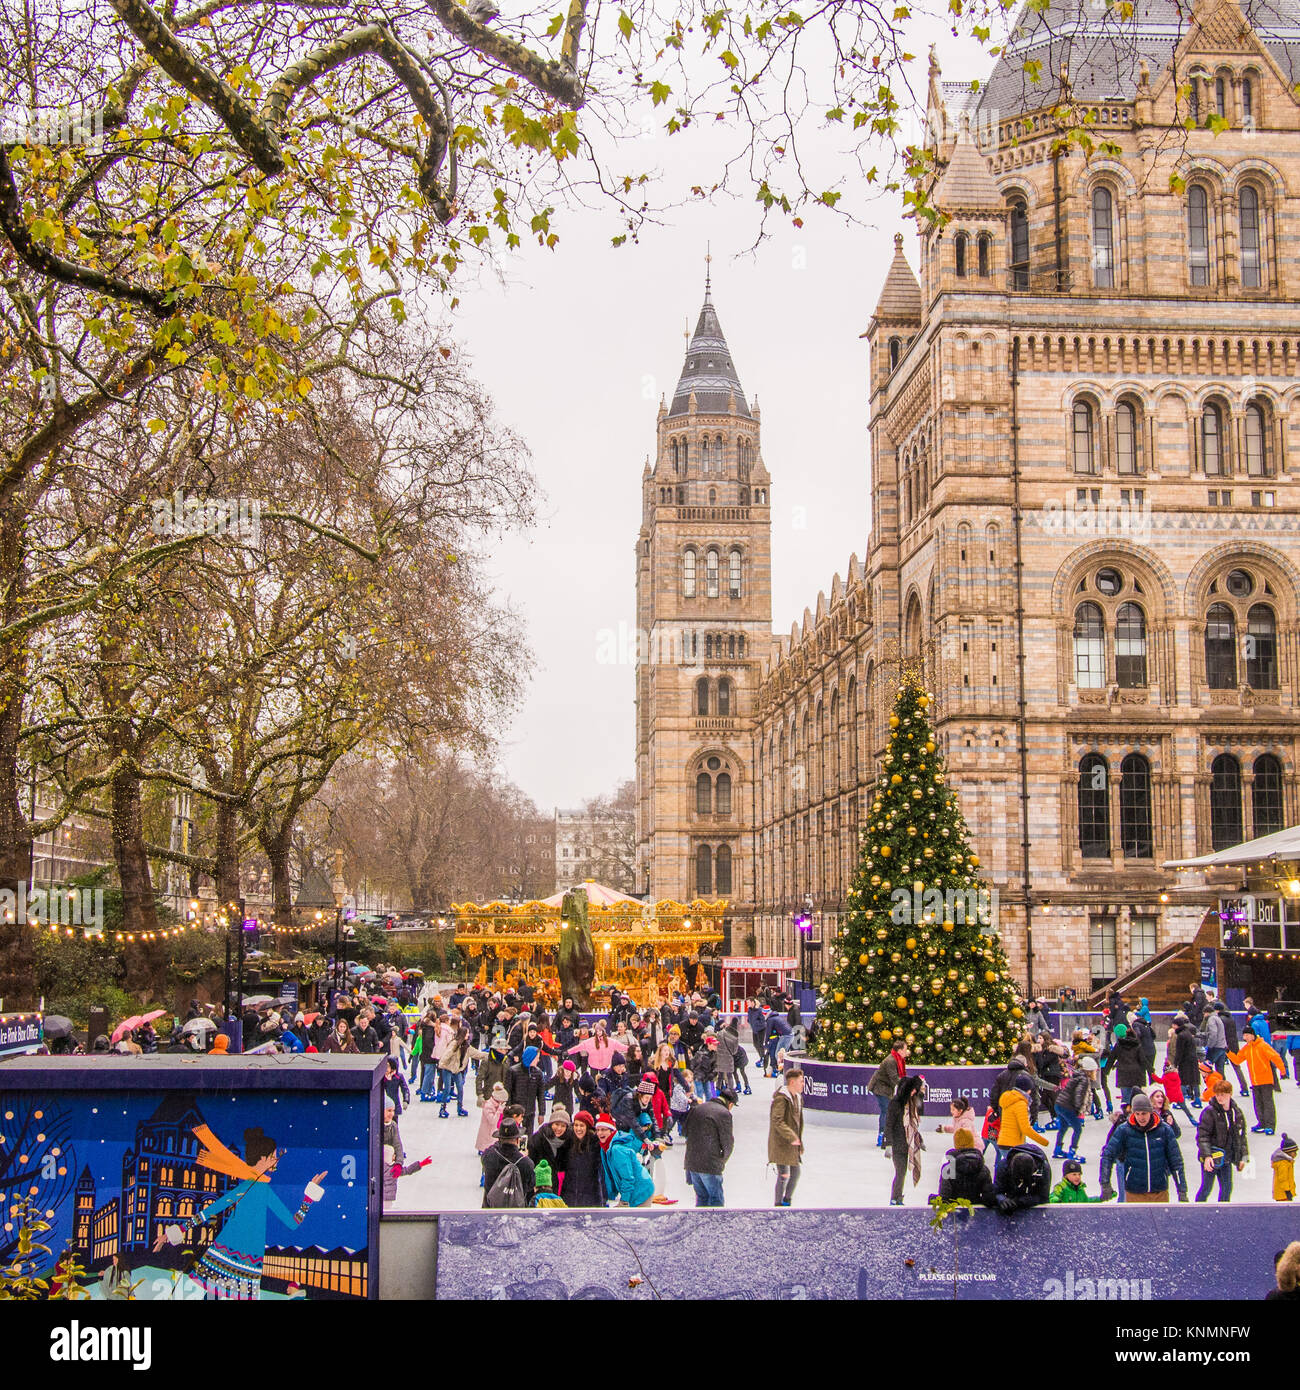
[978,233,991,278]
[1201,402,1225,475]
[1242,76,1254,125]
[1072,399,1097,474]
[1210,754,1243,850]
[1244,401,1270,477]
[705,549,720,598]
[737,635,745,657]
[708,488,717,504]
[696,772,712,815]
[729,548,742,598]
[1205,604,1237,688]
[716,434,725,469]
[683,548,697,598]
[716,773,732,815]
[1115,603,1148,688]
[1188,185,1210,286]
[1190,75,1202,124]
[696,843,713,894]
[1246,604,1277,689]
[955,231,968,278]
[715,844,732,894]
[1009,198,1029,289]
[1092,186,1115,288]
[1253,754,1285,836]
[717,678,731,718]
[1240,185,1262,288]
[1116,400,1139,475]
[1215,73,1227,118]
[889,336,901,371]
[696,676,710,716]
[671,438,679,472]
[700,437,710,474]
[1074,602,1106,688]
[847,675,859,779]
[1079,754,1111,858]
[1120,753,1153,858]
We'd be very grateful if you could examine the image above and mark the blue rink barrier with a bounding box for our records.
[421,1206,1300,1301]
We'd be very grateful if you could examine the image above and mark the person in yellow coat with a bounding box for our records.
[1229,1027,1287,1134]
[995,1073,1047,1181]
[1273,1134,1297,1202]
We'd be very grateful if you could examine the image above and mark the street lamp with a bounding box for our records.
[330,849,347,1009]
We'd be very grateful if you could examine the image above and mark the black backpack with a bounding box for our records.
[485,1152,527,1209]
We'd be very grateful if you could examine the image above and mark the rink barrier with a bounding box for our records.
[800,1058,1002,1116]
[379,1206,1300,1301]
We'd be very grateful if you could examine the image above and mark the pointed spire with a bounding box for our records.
[933,116,1003,212]
[872,233,922,322]
[668,269,751,418]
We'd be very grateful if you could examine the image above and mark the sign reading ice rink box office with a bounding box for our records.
[800,1059,1001,1115]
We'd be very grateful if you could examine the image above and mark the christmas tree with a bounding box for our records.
[811,677,1024,1065]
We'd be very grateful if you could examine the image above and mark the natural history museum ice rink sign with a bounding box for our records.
[800,1058,1001,1116]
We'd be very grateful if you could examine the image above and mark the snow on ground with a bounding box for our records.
[390,1053,1300,1212]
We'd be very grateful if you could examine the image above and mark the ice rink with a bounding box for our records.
[389,1053,1300,1212]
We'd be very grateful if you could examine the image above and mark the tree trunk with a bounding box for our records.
[0,511,34,1004]
[214,801,242,909]
[262,823,294,925]
[109,761,164,994]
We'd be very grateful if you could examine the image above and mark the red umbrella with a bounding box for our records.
[302,1011,321,1025]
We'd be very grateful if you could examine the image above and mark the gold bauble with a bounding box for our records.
[876,927,888,940]
[890,774,902,786]
[834,991,845,1003]
[859,953,870,965]
[872,1010,884,1025]
[890,951,901,963]
[917,695,930,708]
[930,981,942,993]
[962,1025,973,1036]
[925,740,936,753]
[879,846,891,858]
[985,970,997,983]
[895,995,908,1009]
[905,937,917,951]
[977,997,987,1009]
[942,921,954,933]
[969,855,980,868]
[889,714,900,728]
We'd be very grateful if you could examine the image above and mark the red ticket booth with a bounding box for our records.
[720,956,798,1013]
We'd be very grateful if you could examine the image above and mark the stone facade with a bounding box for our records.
[639,0,1300,994]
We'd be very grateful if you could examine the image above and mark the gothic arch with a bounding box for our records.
[1073,158,1139,199]
[1225,157,1287,195]
[1051,540,1179,617]
[1184,543,1300,622]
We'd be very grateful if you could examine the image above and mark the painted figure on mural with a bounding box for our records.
[154,1124,327,1300]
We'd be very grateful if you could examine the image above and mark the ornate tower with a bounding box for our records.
[635,277,774,939]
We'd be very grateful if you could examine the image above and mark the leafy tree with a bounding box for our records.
[812,678,1024,1065]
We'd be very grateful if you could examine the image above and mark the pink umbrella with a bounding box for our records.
[140,1010,167,1024]
[111,1015,144,1044]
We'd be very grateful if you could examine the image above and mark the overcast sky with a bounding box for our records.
[451,18,995,812]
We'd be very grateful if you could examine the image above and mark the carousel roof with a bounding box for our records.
[541,881,645,908]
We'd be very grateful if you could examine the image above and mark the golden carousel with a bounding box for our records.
[452,880,726,1007]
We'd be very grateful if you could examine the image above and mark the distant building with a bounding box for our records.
[555,806,637,895]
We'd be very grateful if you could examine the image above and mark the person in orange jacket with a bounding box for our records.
[995,1073,1047,1181]
[1230,1027,1287,1135]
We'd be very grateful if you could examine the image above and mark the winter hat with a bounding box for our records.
[1078,1055,1098,1072]
[1113,1023,1128,1039]
[594,1113,617,1132]
[1011,1073,1034,1094]
[534,1159,555,1191]
[1129,1092,1153,1114]
[548,1105,570,1124]
[490,1040,508,1055]
[491,1082,509,1101]
[572,1110,596,1129]
[562,1060,576,1073]
[1279,1134,1298,1157]
[498,1120,521,1141]
[953,1130,976,1150]
[1062,1158,1084,1176]
[522,1046,539,1068]
[1008,1151,1038,1183]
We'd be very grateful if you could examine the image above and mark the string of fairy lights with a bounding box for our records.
[4,894,334,944]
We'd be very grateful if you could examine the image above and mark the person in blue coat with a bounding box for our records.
[155,1124,326,1299]
[595,1114,654,1206]
[1099,1093,1189,1203]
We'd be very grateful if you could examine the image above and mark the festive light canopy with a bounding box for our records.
[452,881,726,950]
